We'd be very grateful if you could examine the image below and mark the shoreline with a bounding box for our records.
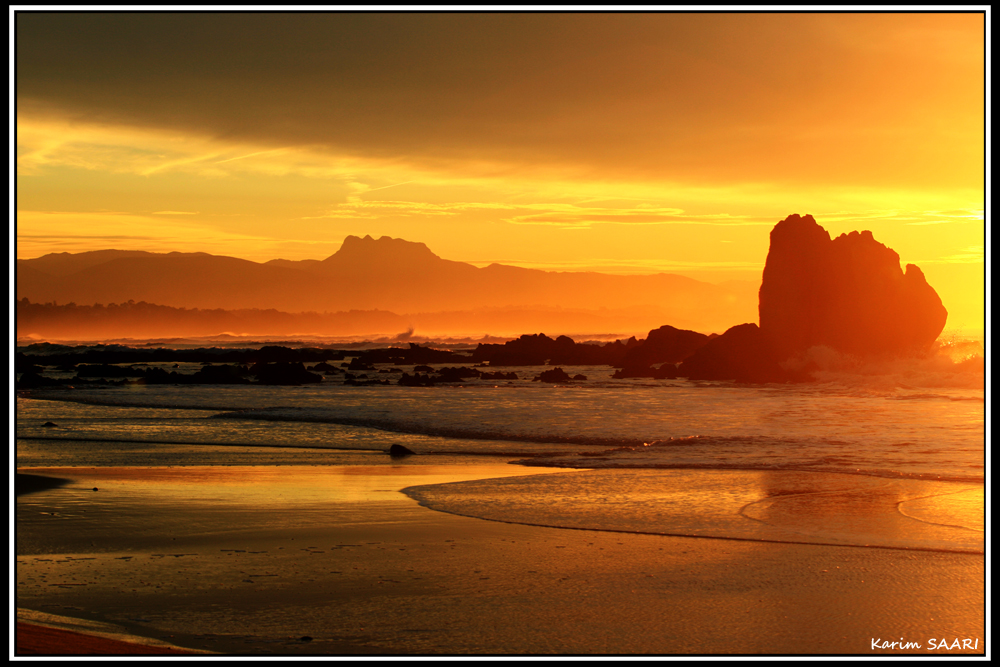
[14,464,987,656]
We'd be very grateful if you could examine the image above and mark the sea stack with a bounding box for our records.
[677,214,949,383]
[758,214,947,358]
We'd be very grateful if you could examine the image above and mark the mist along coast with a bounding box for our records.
[14,215,985,656]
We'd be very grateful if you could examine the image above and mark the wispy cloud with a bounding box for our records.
[904,208,984,225]
[304,198,523,220]
[213,148,291,164]
[504,206,769,228]
[909,245,985,264]
[306,198,773,229]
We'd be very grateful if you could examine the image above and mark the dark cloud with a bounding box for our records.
[16,12,984,187]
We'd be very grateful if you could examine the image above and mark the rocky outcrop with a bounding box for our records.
[434,366,481,383]
[250,361,323,385]
[618,325,711,368]
[758,214,947,358]
[532,367,572,383]
[16,372,65,389]
[479,370,518,381]
[612,325,712,378]
[470,333,638,367]
[190,364,252,384]
[676,323,797,383]
[398,372,435,387]
[674,214,947,383]
[354,342,466,366]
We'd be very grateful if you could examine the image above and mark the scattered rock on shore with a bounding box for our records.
[389,444,416,458]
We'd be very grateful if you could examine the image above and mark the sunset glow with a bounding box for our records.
[14,11,987,658]
[15,12,985,329]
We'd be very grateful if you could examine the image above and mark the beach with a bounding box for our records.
[15,463,986,656]
[15,9,987,658]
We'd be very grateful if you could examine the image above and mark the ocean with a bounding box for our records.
[15,337,986,555]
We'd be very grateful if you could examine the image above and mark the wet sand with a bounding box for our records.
[15,465,987,656]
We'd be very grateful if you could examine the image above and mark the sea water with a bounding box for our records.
[14,344,986,553]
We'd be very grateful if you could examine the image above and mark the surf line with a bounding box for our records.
[895,487,986,533]
[401,486,986,556]
[15,435,383,453]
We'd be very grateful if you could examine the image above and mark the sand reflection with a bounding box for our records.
[405,469,984,553]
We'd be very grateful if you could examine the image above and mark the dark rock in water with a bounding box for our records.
[480,370,518,381]
[677,323,800,383]
[759,214,947,358]
[310,362,341,373]
[42,421,58,427]
[135,367,182,385]
[190,363,251,384]
[617,325,711,371]
[398,372,435,387]
[16,361,45,374]
[16,372,64,389]
[347,358,376,371]
[250,361,323,385]
[533,367,572,383]
[572,374,587,381]
[413,365,434,373]
[389,444,416,458]
[299,636,313,642]
[354,342,466,367]
[434,366,480,382]
[470,333,636,367]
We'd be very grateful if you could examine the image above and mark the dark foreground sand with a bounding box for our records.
[16,621,202,655]
[14,465,987,656]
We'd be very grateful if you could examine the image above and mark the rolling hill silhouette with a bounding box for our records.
[17,235,758,335]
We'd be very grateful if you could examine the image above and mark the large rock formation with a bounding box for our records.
[758,214,947,359]
[674,214,948,384]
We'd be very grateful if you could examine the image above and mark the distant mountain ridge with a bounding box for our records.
[17,235,759,334]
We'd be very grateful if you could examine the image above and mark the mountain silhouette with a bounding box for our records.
[17,234,758,334]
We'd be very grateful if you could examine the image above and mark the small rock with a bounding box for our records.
[388,444,416,458]
[533,367,571,383]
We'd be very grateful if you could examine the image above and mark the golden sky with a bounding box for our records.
[15,12,986,329]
